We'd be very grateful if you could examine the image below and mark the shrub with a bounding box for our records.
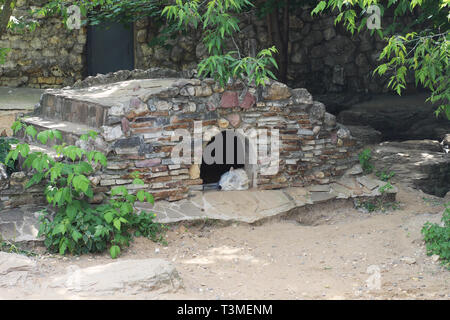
[0,136,18,174]
[422,204,450,269]
[358,148,374,174]
[376,170,395,182]
[7,120,164,258]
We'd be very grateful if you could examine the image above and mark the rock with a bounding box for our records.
[217,118,229,129]
[337,127,351,139]
[357,176,380,190]
[324,112,336,128]
[346,125,382,146]
[442,134,450,153]
[0,164,8,190]
[126,97,148,119]
[401,257,416,265]
[219,168,249,191]
[227,113,241,128]
[0,252,36,275]
[309,102,326,122]
[431,254,440,262]
[371,141,450,197]
[220,91,239,108]
[310,191,336,203]
[345,164,363,176]
[50,259,182,295]
[262,81,291,101]
[189,164,200,180]
[400,140,443,152]
[337,93,450,141]
[101,125,124,142]
[0,252,36,287]
[240,91,256,109]
[291,88,313,105]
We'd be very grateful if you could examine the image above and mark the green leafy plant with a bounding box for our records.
[422,204,450,269]
[354,197,400,213]
[0,136,18,174]
[162,0,279,87]
[8,120,165,259]
[358,148,374,174]
[378,181,394,194]
[312,0,450,119]
[376,170,395,182]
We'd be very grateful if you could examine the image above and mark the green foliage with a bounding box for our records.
[162,0,279,87]
[9,120,164,259]
[0,47,9,64]
[354,197,400,213]
[0,238,37,257]
[378,181,393,194]
[358,148,374,174]
[422,204,450,268]
[312,0,450,119]
[0,136,18,174]
[376,170,395,182]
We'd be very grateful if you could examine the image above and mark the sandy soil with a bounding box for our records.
[1,184,449,300]
[0,111,17,136]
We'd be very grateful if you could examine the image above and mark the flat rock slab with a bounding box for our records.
[0,252,36,287]
[1,176,397,232]
[49,258,182,295]
[357,176,380,190]
[46,79,178,108]
[137,175,395,224]
[0,87,43,110]
[0,208,43,243]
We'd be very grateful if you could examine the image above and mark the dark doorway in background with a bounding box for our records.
[87,22,134,76]
[200,131,246,185]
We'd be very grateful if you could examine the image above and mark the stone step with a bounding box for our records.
[38,79,178,127]
[18,116,98,147]
[40,92,108,128]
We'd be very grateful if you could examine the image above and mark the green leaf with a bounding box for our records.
[25,125,37,139]
[104,211,114,224]
[37,131,48,145]
[110,245,120,259]
[113,219,121,231]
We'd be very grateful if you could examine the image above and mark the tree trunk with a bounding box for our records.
[266,0,289,84]
[0,0,15,39]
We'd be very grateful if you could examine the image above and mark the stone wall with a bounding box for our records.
[0,170,46,210]
[0,0,85,88]
[134,5,401,95]
[65,78,358,201]
[0,2,403,94]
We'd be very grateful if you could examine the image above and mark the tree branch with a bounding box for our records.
[0,0,15,38]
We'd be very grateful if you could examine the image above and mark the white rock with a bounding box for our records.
[50,258,182,295]
[401,257,416,265]
[0,252,36,275]
[0,252,36,287]
[101,125,123,142]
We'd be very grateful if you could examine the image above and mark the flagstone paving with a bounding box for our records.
[0,175,397,244]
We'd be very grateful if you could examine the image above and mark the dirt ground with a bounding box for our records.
[0,111,16,136]
[1,184,449,300]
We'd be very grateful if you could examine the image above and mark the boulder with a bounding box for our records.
[0,252,36,287]
[371,140,450,197]
[50,258,182,295]
[0,163,8,190]
[262,81,291,101]
[346,125,382,147]
[337,93,450,141]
